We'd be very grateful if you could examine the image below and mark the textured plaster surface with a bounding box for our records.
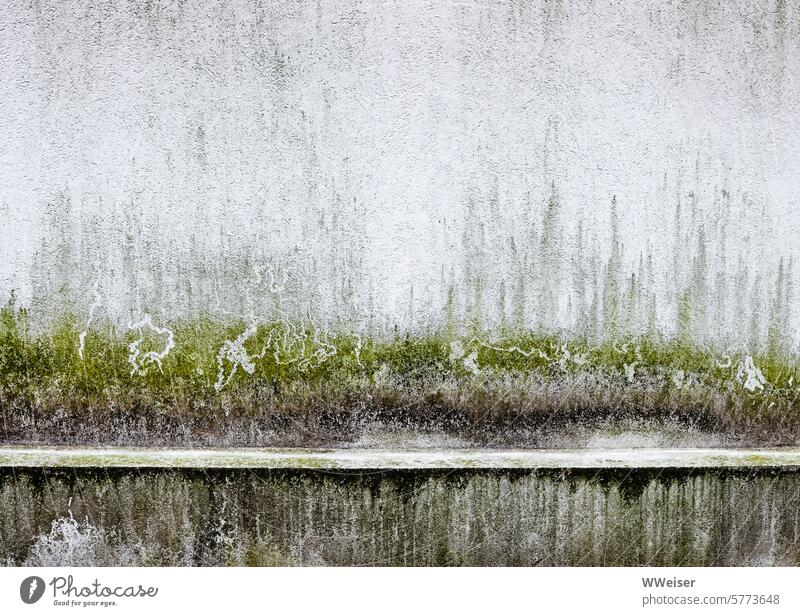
[1,0,799,343]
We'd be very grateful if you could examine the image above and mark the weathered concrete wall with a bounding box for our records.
[2,468,799,566]
[2,0,799,344]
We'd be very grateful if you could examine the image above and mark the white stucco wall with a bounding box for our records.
[1,0,799,346]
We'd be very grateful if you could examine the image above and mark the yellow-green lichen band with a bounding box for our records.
[1,447,800,469]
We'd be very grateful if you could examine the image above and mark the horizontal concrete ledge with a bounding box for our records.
[1,447,800,469]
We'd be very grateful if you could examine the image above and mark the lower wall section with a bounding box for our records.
[1,468,799,566]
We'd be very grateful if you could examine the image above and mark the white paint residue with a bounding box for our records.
[448,340,465,363]
[463,350,480,375]
[737,355,767,392]
[77,280,103,360]
[215,322,269,392]
[623,362,636,383]
[127,314,175,376]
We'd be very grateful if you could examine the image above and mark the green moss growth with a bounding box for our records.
[1,300,799,437]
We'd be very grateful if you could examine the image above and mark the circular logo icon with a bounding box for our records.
[20,576,46,604]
